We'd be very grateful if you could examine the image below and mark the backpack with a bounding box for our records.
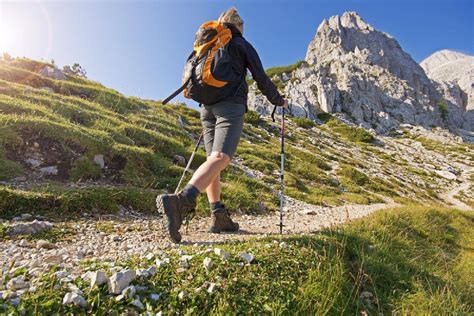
[163,21,242,105]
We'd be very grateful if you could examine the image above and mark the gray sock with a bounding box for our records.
[181,184,200,203]
[210,201,223,212]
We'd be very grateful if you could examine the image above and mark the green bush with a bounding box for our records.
[69,157,101,182]
[317,112,332,123]
[247,60,307,85]
[240,154,276,174]
[0,156,23,180]
[326,118,374,143]
[293,117,316,129]
[438,100,448,121]
[0,186,157,219]
[265,60,307,78]
[337,165,369,186]
[244,110,262,125]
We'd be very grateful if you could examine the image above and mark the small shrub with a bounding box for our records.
[70,157,101,182]
[326,118,374,143]
[244,111,262,125]
[265,60,307,78]
[240,154,276,174]
[317,112,332,123]
[337,165,369,186]
[438,100,448,122]
[293,117,316,129]
[0,157,23,180]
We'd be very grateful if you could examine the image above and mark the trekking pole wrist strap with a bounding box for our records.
[271,105,277,122]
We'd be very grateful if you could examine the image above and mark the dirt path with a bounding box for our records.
[184,196,397,242]
[3,165,471,275]
[0,198,398,275]
[440,167,473,211]
[1,158,403,273]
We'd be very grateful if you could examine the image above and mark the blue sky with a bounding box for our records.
[1,0,472,105]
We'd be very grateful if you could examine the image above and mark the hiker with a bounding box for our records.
[157,7,288,243]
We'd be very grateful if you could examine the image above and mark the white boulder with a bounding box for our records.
[108,270,136,294]
[62,292,87,308]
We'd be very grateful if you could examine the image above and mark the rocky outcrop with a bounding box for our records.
[248,12,472,133]
[421,50,474,130]
[39,66,67,80]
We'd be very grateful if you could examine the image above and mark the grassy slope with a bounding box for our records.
[0,58,472,219]
[2,205,472,314]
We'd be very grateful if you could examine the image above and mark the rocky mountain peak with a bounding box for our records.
[306,11,429,91]
[248,12,473,135]
[420,50,471,73]
[420,50,473,113]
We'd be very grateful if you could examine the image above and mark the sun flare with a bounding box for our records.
[0,2,52,57]
[0,23,18,53]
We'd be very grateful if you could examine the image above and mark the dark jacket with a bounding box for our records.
[223,23,285,108]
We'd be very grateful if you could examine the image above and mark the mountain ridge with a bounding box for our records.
[248,11,473,137]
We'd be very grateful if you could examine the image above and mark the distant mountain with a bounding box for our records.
[248,12,473,134]
[421,49,474,128]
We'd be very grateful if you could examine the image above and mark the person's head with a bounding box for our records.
[218,7,244,34]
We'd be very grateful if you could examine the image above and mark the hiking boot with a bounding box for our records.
[208,207,239,233]
[156,193,196,243]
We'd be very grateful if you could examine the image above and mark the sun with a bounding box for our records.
[0,2,53,58]
[0,23,18,53]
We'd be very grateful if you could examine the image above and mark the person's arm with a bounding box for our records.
[243,41,286,107]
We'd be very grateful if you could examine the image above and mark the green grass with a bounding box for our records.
[247,60,307,84]
[324,118,375,143]
[454,189,474,209]
[4,206,472,314]
[0,186,158,219]
[0,154,23,180]
[69,157,101,182]
[244,110,262,125]
[415,135,474,162]
[292,117,316,129]
[265,60,307,78]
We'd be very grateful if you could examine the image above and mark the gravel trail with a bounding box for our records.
[0,198,397,276]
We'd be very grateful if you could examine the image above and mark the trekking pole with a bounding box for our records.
[271,105,285,234]
[175,130,204,194]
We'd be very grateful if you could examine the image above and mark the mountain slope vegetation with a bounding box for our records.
[0,58,473,219]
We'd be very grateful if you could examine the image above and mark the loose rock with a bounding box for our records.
[239,252,254,264]
[7,276,29,291]
[214,248,230,260]
[150,293,161,301]
[90,271,109,288]
[131,298,144,309]
[93,155,105,169]
[108,270,136,294]
[203,257,213,271]
[36,240,57,250]
[62,292,87,308]
[178,291,188,300]
[122,285,136,299]
[8,220,53,236]
[207,282,217,294]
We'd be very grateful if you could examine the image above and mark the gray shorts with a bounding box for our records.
[200,101,245,158]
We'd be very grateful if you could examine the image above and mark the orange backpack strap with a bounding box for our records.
[194,21,232,88]
[194,21,229,56]
[193,21,232,88]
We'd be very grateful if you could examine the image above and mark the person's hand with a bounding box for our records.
[281,100,289,109]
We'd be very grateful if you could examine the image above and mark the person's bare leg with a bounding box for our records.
[189,151,230,193]
[206,173,221,204]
